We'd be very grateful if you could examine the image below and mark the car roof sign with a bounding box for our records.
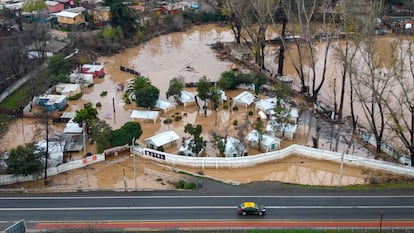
[242,202,256,208]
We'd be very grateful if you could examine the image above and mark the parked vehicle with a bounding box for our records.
[237,202,266,216]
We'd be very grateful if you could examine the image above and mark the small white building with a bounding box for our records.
[131,110,159,123]
[266,121,297,140]
[154,99,176,113]
[144,130,180,150]
[223,136,246,157]
[233,91,257,107]
[255,97,277,113]
[36,139,65,167]
[55,83,81,98]
[245,130,282,152]
[69,72,94,87]
[178,91,196,106]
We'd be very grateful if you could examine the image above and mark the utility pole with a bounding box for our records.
[44,110,49,185]
[132,137,137,191]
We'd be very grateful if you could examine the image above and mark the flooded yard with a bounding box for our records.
[0,24,396,188]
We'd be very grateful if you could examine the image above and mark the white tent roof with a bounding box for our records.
[233,91,256,106]
[266,121,297,133]
[179,91,195,104]
[255,97,277,112]
[224,136,245,156]
[155,99,176,111]
[64,120,83,134]
[245,130,281,147]
[131,110,159,120]
[144,130,180,147]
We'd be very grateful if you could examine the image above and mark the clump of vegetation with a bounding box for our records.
[175,179,196,189]
[174,115,182,121]
[232,106,238,111]
[156,177,163,182]
[233,119,238,126]
[100,91,107,97]
[95,102,102,107]
[68,93,82,100]
[98,74,105,78]
[248,111,254,116]
[163,118,173,124]
[223,104,229,109]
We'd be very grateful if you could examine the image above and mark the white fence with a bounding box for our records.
[134,144,414,178]
[0,154,104,185]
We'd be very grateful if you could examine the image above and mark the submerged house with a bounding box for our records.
[245,130,282,153]
[81,63,105,78]
[177,90,196,107]
[38,94,67,112]
[223,136,246,157]
[266,121,298,140]
[154,99,176,113]
[144,130,180,150]
[255,97,277,114]
[233,91,257,107]
[55,83,81,98]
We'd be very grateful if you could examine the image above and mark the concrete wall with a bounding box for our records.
[134,144,414,178]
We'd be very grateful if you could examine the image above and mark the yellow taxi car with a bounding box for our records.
[237,202,266,216]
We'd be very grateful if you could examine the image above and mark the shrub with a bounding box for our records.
[163,118,173,124]
[174,116,182,121]
[232,106,238,111]
[68,93,82,100]
[248,111,254,116]
[100,91,107,97]
[233,119,238,125]
[98,74,105,78]
[223,104,229,109]
[175,179,196,189]
[96,102,102,107]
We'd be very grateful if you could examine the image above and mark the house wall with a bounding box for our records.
[57,14,85,25]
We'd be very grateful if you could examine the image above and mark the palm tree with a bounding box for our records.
[125,76,152,101]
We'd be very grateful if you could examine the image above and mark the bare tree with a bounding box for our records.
[234,0,280,69]
[220,0,246,43]
[382,38,414,166]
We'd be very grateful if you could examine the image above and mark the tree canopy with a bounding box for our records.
[110,121,143,147]
[47,54,70,84]
[6,143,44,176]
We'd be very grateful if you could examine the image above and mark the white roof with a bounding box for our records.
[64,120,83,134]
[266,121,297,133]
[255,97,277,112]
[82,64,104,72]
[61,111,76,119]
[55,11,80,18]
[155,99,176,110]
[145,130,180,147]
[130,110,159,120]
[245,130,281,146]
[39,94,67,104]
[179,91,195,103]
[290,108,299,118]
[224,137,245,156]
[56,83,80,92]
[233,91,256,106]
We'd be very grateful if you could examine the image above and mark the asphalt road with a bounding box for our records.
[1,181,414,232]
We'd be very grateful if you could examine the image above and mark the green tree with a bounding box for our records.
[110,122,143,147]
[166,77,184,99]
[252,118,265,152]
[22,0,46,13]
[6,143,43,176]
[47,54,70,84]
[73,102,98,125]
[135,85,160,109]
[90,120,112,153]
[218,70,236,89]
[254,73,266,95]
[125,76,152,100]
[184,123,206,156]
[105,0,139,38]
[197,76,213,116]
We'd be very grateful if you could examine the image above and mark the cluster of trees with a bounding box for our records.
[73,102,143,153]
[215,0,414,165]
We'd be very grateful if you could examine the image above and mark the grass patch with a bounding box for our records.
[0,87,31,110]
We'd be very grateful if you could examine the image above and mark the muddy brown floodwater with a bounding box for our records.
[0,24,402,189]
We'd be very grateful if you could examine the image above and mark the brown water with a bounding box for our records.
[0,24,394,187]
